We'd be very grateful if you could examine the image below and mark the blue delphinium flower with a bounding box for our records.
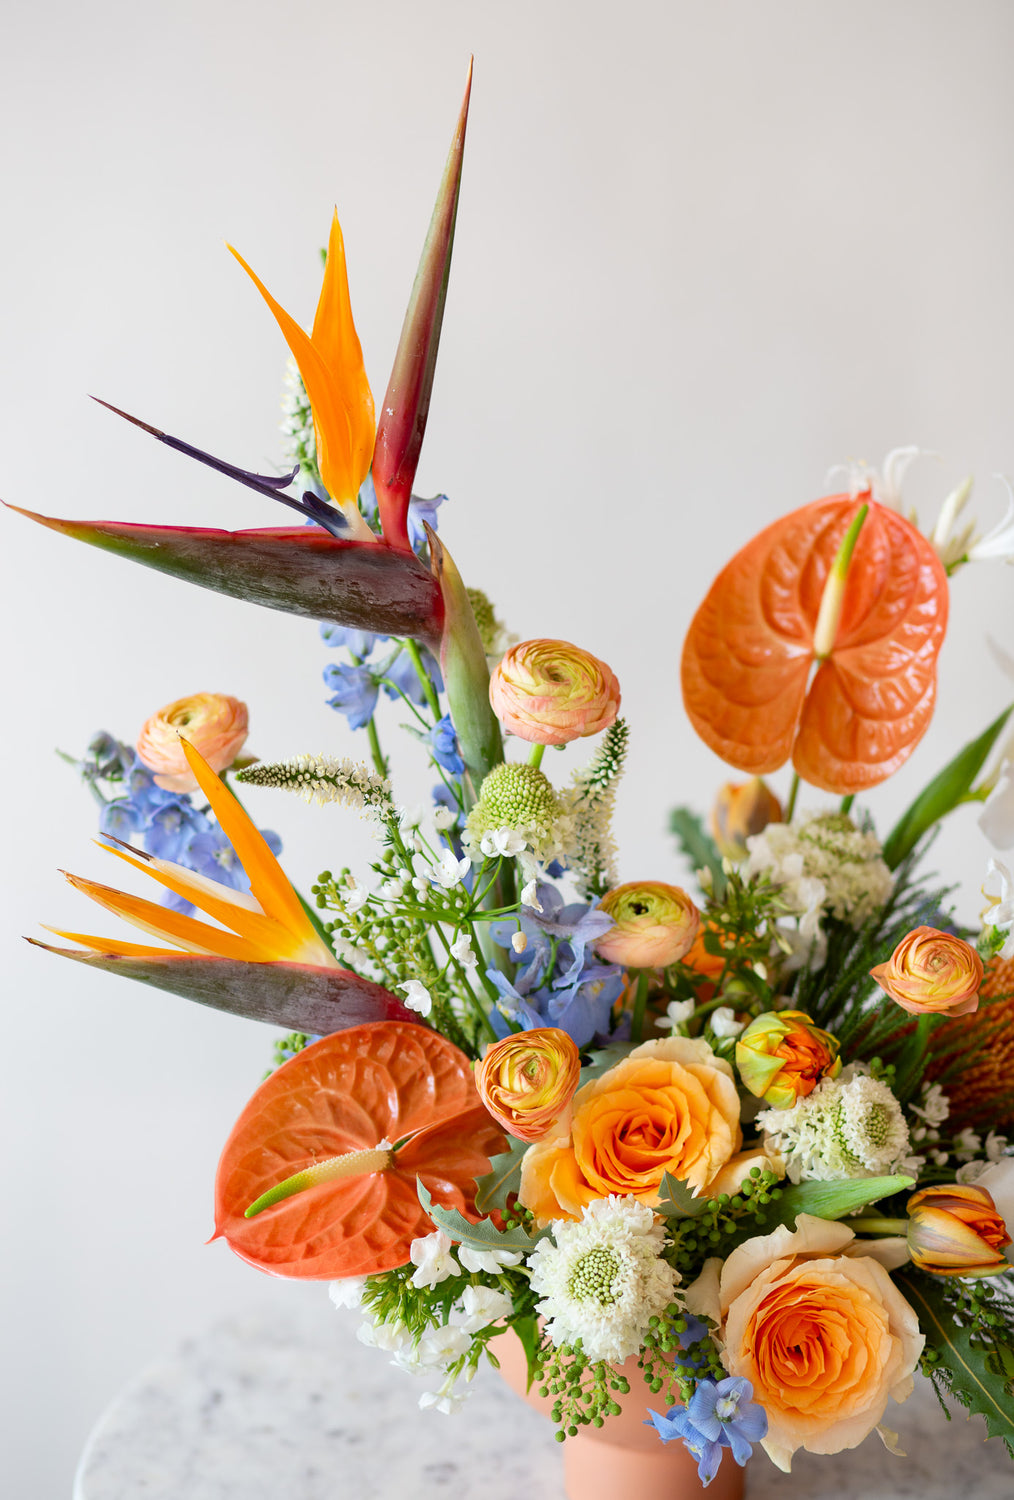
[323,661,380,729]
[380,646,444,705]
[647,1376,767,1487]
[319,621,378,658]
[428,714,465,776]
[406,491,446,551]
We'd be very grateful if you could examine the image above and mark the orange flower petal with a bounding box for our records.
[681,496,948,793]
[214,1023,504,1278]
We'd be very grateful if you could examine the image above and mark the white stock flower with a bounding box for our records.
[433,804,457,831]
[457,1244,523,1275]
[528,1196,679,1365]
[409,1229,460,1288]
[520,879,544,911]
[328,1277,367,1309]
[418,1386,468,1415]
[655,998,695,1031]
[450,932,478,970]
[432,848,471,889]
[357,1318,413,1353]
[398,980,434,1017]
[458,1284,514,1331]
[710,1006,745,1039]
[415,1324,471,1366]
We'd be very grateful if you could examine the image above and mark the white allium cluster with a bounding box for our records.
[746,811,894,961]
[527,1196,679,1364]
[758,1065,918,1184]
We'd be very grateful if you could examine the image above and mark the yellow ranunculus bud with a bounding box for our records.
[475,1027,581,1143]
[735,1009,841,1109]
[594,882,700,968]
[710,777,783,860]
[488,639,620,746]
[906,1183,1012,1277]
[870,926,984,1018]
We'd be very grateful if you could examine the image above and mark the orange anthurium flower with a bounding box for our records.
[213,1022,507,1278]
[33,739,416,1034]
[681,495,949,793]
[229,212,376,539]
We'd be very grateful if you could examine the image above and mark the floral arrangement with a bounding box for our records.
[15,68,1014,1489]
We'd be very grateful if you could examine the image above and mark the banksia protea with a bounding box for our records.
[927,956,1014,1132]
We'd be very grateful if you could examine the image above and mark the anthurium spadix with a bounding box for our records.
[6,65,474,643]
[29,739,417,1034]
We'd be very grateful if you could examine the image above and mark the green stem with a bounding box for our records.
[785,772,800,822]
[366,716,389,779]
[840,793,855,815]
[848,1216,908,1235]
[404,638,442,718]
[528,743,546,770]
[630,970,651,1045]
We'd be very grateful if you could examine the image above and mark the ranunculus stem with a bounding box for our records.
[630,969,651,1045]
[528,742,546,770]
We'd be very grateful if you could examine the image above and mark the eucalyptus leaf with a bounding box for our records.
[581,1042,636,1082]
[417,1182,548,1253]
[882,702,1013,870]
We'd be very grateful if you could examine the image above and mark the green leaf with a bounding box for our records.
[474,1136,528,1215]
[772,1175,915,1226]
[417,1182,548,1254]
[669,807,725,895]
[896,1272,1014,1449]
[581,1042,635,1081]
[882,702,1014,870]
[656,1171,710,1219]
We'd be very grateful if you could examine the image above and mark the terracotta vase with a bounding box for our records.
[495,1331,746,1500]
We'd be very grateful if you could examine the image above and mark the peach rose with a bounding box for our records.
[136,693,249,793]
[595,882,700,968]
[475,1027,581,1143]
[488,639,620,746]
[686,1215,923,1472]
[870,925,984,1018]
[517,1035,742,1222]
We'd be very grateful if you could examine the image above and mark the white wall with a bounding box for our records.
[3,2,1013,1492]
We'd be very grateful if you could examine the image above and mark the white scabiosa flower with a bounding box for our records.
[527,1196,679,1364]
[758,1066,915,1184]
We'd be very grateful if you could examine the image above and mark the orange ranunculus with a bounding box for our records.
[735,1010,841,1109]
[906,1183,1012,1277]
[870,926,984,1018]
[594,882,700,968]
[710,777,782,861]
[489,638,620,746]
[517,1035,742,1223]
[136,692,249,792]
[686,1215,923,1472]
[475,1027,581,1143]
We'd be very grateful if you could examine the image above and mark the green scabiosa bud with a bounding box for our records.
[465,762,565,860]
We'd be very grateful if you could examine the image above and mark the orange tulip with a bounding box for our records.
[906,1183,1012,1277]
[681,495,948,794]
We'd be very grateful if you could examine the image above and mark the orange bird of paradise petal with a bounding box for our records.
[228,212,376,537]
[681,495,949,794]
[213,1023,506,1279]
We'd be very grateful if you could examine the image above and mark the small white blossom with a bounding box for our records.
[418,1386,468,1415]
[432,849,471,890]
[344,883,370,913]
[910,1083,951,1128]
[458,1284,514,1331]
[511,931,528,955]
[382,877,406,900]
[328,1276,367,1309]
[415,1324,471,1365]
[528,1196,680,1365]
[655,998,695,1030]
[398,805,424,830]
[398,980,434,1017]
[409,1229,460,1289]
[520,879,544,911]
[433,804,457,832]
[986,1131,1010,1161]
[710,1006,745,1039]
[457,1244,524,1275]
[450,933,478,970]
[479,826,528,858]
[953,1128,984,1161]
[759,1066,913,1183]
[357,1318,413,1353]
[412,874,430,894]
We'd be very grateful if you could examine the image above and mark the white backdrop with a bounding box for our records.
[3,2,1014,1493]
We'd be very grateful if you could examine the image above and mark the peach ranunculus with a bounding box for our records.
[870,925,984,1018]
[595,882,700,968]
[906,1182,1012,1277]
[710,777,782,861]
[488,639,620,746]
[735,1009,841,1110]
[685,1215,923,1473]
[475,1027,581,1143]
[136,693,249,793]
[517,1035,742,1223]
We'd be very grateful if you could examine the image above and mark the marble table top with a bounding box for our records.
[74,1297,1012,1500]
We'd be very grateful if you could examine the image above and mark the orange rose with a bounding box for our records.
[870,926,984,1018]
[517,1035,742,1222]
[136,692,249,793]
[686,1215,923,1472]
[906,1183,1012,1277]
[475,1028,581,1143]
[489,639,620,746]
[595,882,700,968]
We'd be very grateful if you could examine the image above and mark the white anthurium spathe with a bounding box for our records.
[982,858,1014,958]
